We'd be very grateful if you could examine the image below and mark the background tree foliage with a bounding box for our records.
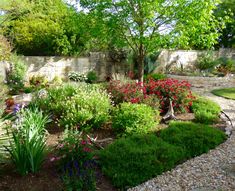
[80,0,227,81]
[214,0,235,48]
[0,0,90,56]
[0,35,11,61]
[0,0,232,81]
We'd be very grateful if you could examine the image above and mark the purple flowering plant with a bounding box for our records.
[51,127,97,190]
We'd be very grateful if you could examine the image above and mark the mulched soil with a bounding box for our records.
[0,157,62,191]
[0,123,117,191]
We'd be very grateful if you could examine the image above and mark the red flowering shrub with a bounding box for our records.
[107,78,194,114]
[107,80,145,104]
[145,78,195,113]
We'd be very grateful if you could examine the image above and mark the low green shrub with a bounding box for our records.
[29,75,49,89]
[68,72,87,82]
[31,83,77,117]
[6,108,50,175]
[99,122,226,189]
[86,71,97,84]
[144,73,166,81]
[99,134,185,189]
[60,84,111,130]
[112,103,159,135]
[160,121,226,158]
[192,97,221,124]
[215,57,234,75]
[194,110,219,124]
[196,52,217,71]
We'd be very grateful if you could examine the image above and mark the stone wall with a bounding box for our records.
[0,52,128,81]
[0,49,234,81]
[154,48,235,73]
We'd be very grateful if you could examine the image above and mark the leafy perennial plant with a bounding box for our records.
[32,83,112,130]
[52,128,97,191]
[6,108,50,175]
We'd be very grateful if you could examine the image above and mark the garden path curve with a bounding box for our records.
[129,75,235,191]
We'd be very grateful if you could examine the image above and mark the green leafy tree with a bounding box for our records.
[80,0,226,82]
[1,0,88,56]
[214,0,235,48]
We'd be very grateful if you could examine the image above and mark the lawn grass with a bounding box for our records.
[212,88,235,100]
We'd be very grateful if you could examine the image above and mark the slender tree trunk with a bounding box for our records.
[137,45,144,83]
[137,2,145,83]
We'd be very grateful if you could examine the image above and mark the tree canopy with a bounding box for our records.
[0,0,232,81]
[214,0,235,48]
[0,0,90,56]
[80,0,227,81]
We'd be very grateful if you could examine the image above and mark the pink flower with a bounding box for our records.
[81,140,87,145]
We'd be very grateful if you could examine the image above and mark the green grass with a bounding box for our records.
[99,122,226,189]
[212,88,235,100]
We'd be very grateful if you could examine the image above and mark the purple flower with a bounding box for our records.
[13,104,21,114]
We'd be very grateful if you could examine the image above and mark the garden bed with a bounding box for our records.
[0,79,229,191]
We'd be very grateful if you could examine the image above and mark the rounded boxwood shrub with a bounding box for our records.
[99,134,185,189]
[160,121,226,158]
[112,103,159,135]
[192,97,221,124]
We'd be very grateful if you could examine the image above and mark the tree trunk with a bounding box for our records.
[137,44,144,83]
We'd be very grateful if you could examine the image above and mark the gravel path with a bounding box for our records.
[129,77,235,191]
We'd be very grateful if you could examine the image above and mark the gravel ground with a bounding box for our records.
[129,81,235,191]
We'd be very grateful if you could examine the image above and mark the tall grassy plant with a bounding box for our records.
[6,108,50,175]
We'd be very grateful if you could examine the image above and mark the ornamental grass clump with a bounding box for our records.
[112,103,159,135]
[6,108,50,175]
